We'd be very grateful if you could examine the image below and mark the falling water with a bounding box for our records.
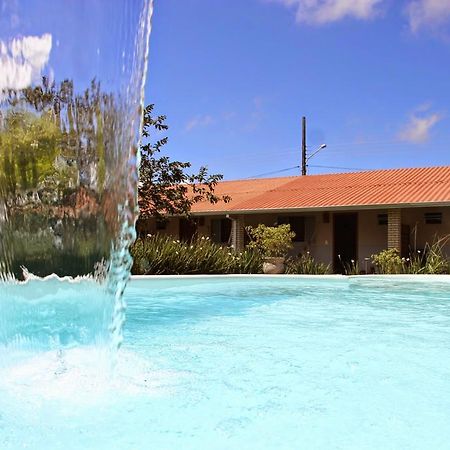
[0,1,153,365]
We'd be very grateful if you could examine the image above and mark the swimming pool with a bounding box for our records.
[1,275,450,449]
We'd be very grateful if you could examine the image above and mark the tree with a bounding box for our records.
[138,104,230,220]
[0,78,118,277]
[0,110,60,195]
[0,78,115,205]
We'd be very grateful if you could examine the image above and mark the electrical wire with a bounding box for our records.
[202,142,450,166]
[247,163,369,179]
[246,165,300,179]
[308,164,367,171]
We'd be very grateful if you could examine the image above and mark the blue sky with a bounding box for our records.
[145,0,450,179]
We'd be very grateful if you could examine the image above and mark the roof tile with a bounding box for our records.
[191,166,450,213]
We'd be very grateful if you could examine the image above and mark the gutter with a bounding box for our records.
[188,201,450,216]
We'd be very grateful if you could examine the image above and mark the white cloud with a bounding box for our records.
[268,0,383,24]
[398,111,442,143]
[185,114,214,132]
[406,0,450,32]
[0,33,52,91]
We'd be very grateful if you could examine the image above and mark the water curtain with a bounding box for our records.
[0,1,152,356]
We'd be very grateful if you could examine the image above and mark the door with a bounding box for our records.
[401,224,410,258]
[333,213,358,274]
[179,218,197,242]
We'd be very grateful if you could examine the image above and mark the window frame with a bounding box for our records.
[424,212,442,225]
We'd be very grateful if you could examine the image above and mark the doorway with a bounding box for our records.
[179,218,197,242]
[333,213,358,274]
[401,224,410,258]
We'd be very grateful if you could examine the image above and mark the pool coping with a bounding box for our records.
[130,274,450,283]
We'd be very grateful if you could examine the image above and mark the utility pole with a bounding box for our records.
[301,116,307,176]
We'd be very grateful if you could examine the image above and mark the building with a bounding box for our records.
[137,166,450,273]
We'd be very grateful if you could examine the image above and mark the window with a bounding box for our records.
[277,216,305,242]
[378,214,388,225]
[211,218,232,244]
[424,212,442,224]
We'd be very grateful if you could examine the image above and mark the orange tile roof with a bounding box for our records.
[191,166,450,214]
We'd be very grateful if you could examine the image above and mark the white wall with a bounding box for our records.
[402,207,450,256]
[140,206,450,271]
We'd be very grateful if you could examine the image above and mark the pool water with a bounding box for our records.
[1,276,450,449]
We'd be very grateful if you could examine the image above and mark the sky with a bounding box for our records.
[145,0,450,180]
[0,1,147,95]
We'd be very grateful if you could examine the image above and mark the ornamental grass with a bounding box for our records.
[131,234,262,275]
[371,235,450,275]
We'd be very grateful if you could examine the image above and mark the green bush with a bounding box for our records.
[246,224,295,257]
[403,236,450,274]
[2,214,110,278]
[371,248,402,274]
[335,254,360,275]
[371,236,450,275]
[285,252,330,275]
[130,234,263,275]
[422,236,450,274]
[231,248,263,274]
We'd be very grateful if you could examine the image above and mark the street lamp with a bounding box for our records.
[304,143,327,174]
[307,143,327,161]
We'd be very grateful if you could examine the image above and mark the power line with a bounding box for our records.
[319,140,402,148]
[309,164,367,171]
[247,165,300,179]
[203,142,450,166]
[245,162,371,179]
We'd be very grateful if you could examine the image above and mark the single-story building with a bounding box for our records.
[136,166,450,273]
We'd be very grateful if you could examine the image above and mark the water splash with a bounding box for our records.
[0,1,153,359]
[0,346,179,415]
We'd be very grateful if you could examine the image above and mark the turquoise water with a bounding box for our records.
[1,276,450,449]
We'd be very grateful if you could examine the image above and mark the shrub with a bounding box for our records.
[338,257,360,275]
[404,236,450,274]
[231,248,263,274]
[130,234,263,275]
[246,224,295,257]
[371,248,402,274]
[371,236,450,275]
[285,252,330,275]
[422,236,450,274]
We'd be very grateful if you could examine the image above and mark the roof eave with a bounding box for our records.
[190,201,450,216]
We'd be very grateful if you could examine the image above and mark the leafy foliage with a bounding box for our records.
[339,257,360,275]
[246,224,295,257]
[371,236,450,274]
[0,77,124,277]
[418,236,450,274]
[1,78,113,204]
[138,104,230,220]
[130,234,262,275]
[0,111,60,194]
[371,248,402,274]
[3,215,108,278]
[285,252,330,275]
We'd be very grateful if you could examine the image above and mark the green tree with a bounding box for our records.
[0,77,116,277]
[138,104,230,220]
[0,77,113,206]
[0,110,60,195]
